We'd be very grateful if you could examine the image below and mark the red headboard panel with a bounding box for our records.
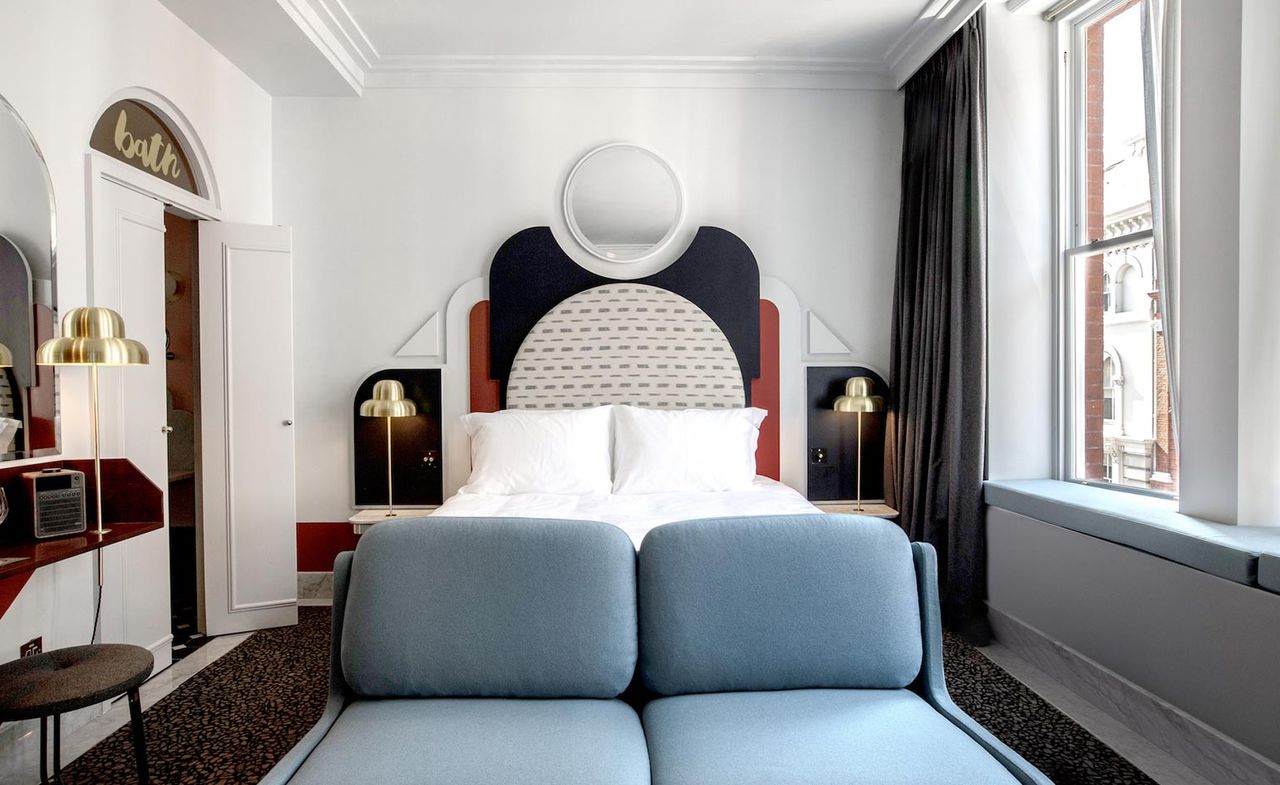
[752,300,781,480]
[468,298,781,480]
[469,301,500,413]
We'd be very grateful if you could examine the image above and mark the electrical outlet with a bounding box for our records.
[810,447,828,465]
[20,637,41,658]
[422,450,441,470]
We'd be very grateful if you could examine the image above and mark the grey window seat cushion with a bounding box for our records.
[1260,554,1280,593]
[638,515,922,695]
[985,479,1280,587]
[290,698,649,785]
[341,517,638,699]
[642,689,1019,785]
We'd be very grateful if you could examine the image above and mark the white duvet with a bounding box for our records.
[431,476,820,547]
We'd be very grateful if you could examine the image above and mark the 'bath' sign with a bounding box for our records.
[90,100,199,195]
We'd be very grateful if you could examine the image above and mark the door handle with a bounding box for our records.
[161,425,174,434]
[283,419,294,426]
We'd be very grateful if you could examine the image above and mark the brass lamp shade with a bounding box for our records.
[833,377,884,414]
[0,341,11,368]
[360,380,417,418]
[36,307,149,366]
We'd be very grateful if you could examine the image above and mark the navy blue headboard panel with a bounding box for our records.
[488,226,761,405]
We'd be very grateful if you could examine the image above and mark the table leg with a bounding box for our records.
[38,716,48,785]
[52,714,62,784]
[127,688,150,785]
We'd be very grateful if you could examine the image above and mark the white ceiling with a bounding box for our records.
[159,0,988,95]
[341,0,920,60]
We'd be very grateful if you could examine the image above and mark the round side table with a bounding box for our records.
[0,644,153,784]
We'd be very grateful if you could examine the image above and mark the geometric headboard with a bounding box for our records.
[473,225,781,479]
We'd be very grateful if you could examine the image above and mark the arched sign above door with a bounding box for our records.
[89,99,200,195]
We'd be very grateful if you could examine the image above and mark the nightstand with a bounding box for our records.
[350,506,439,535]
[813,502,898,519]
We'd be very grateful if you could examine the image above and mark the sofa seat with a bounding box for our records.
[290,697,650,785]
[643,689,1020,785]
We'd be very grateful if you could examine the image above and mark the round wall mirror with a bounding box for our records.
[564,143,685,264]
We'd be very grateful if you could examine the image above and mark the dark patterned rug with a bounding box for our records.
[58,608,1154,785]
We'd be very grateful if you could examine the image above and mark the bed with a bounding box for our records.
[431,226,816,541]
[432,476,820,547]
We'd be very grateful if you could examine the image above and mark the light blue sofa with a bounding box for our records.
[262,515,1050,785]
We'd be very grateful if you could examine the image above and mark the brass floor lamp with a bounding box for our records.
[833,377,884,512]
[360,380,417,517]
[36,307,148,644]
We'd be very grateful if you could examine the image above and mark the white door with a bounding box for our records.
[198,222,297,635]
[90,177,173,670]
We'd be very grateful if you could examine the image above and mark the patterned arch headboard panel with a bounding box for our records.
[488,226,760,407]
[506,283,745,409]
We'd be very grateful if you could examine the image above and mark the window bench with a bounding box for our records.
[984,479,1280,594]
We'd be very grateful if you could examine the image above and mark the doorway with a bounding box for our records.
[162,212,204,660]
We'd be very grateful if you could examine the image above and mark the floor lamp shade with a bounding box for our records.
[360,380,417,517]
[833,377,884,512]
[35,307,149,366]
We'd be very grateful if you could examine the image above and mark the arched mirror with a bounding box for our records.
[0,93,58,461]
[564,143,685,263]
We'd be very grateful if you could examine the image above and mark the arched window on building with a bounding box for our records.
[1103,352,1117,422]
[1116,258,1147,313]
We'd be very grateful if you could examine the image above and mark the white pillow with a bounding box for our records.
[459,406,612,495]
[612,406,767,494]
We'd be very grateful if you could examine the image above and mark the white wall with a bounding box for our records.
[1237,0,1280,528]
[0,0,272,670]
[275,85,904,522]
[986,2,1056,480]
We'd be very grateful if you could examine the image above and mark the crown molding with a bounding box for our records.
[274,0,1015,94]
[884,0,986,88]
[363,55,894,90]
[279,0,906,92]
[311,0,379,70]
[277,0,367,93]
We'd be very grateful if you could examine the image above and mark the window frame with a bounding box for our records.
[1054,0,1169,499]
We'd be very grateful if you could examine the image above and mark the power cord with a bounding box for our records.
[91,549,104,644]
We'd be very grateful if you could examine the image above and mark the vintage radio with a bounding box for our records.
[23,468,87,538]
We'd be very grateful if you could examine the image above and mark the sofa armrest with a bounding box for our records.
[911,542,1053,785]
[258,550,356,783]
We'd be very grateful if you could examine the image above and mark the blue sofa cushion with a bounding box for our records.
[1260,554,1280,594]
[638,515,922,695]
[985,480,1280,586]
[643,689,1020,785]
[341,517,637,698]
[289,698,649,785]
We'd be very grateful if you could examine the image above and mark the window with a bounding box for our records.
[1060,0,1178,495]
[1102,353,1116,422]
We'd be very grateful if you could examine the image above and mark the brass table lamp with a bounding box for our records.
[833,377,884,512]
[360,380,417,517]
[37,307,149,538]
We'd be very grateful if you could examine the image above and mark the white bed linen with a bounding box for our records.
[431,476,820,547]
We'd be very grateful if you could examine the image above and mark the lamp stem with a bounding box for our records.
[385,416,395,517]
[856,410,863,512]
[91,364,107,537]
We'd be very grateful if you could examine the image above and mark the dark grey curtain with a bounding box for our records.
[885,13,988,642]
